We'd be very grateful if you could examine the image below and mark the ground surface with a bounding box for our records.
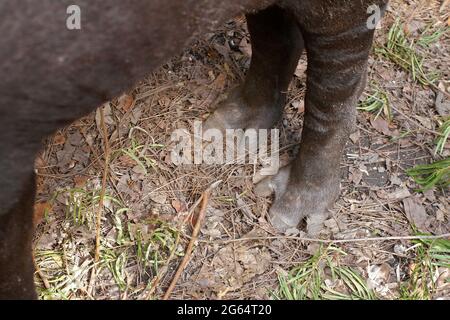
[33,0,450,300]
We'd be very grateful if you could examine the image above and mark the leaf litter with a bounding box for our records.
[33,0,450,300]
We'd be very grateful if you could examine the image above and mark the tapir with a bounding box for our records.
[0,0,388,299]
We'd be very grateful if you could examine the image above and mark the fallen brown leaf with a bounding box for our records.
[118,154,136,167]
[33,202,52,227]
[239,37,252,57]
[171,199,187,213]
[74,175,89,188]
[403,197,430,232]
[149,192,167,205]
[291,100,305,113]
[53,133,66,145]
[213,73,227,90]
[370,118,392,136]
[118,94,134,113]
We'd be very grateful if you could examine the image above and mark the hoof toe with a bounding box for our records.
[269,212,297,233]
[268,204,300,233]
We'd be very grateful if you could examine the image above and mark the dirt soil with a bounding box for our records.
[33,0,450,300]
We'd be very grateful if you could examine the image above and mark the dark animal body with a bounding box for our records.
[0,0,388,299]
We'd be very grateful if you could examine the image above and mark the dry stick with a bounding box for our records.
[144,193,203,299]
[80,127,126,205]
[390,104,441,136]
[145,181,218,299]
[32,253,50,290]
[162,180,221,300]
[87,106,111,296]
[162,192,209,300]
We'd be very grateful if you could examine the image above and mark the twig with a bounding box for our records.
[32,253,50,290]
[390,104,441,136]
[162,180,221,300]
[193,232,450,244]
[87,105,111,296]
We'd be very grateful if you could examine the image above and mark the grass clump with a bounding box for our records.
[64,188,123,227]
[98,216,181,296]
[35,249,92,300]
[36,186,181,299]
[400,236,450,300]
[417,25,449,48]
[406,158,450,191]
[358,84,392,121]
[274,245,375,300]
[435,117,450,155]
[376,19,440,87]
[120,138,160,175]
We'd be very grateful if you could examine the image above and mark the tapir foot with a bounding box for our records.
[255,165,340,236]
[203,86,282,132]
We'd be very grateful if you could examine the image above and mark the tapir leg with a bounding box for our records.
[260,0,388,234]
[0,173,37,299]
[204,4,304,131]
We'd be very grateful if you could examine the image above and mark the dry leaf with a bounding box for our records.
[435,91,450,117]
[236,195,257,221]
[415,115,433,129]
[294,60,307,78]
[118,154,136,167]
[291,100,305,113]
[349,167,363,185]
[367,263,392,296]
[196,245,271,293]
[35,155,46,169]
[118,94,134,113]
[53,133,66,145]
[377,187,411,200]
[349,131,360,143]
[370,118,392,136]
[404,20,425,35]
[171,199,187,213]
[74,175,89,188]
[213,73,227,90]
[239,37,252,57]
[149,192,167,204]
[403,197,430,232]
[33,202,52,227]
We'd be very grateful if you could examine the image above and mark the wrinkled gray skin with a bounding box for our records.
[0,0,387,299]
